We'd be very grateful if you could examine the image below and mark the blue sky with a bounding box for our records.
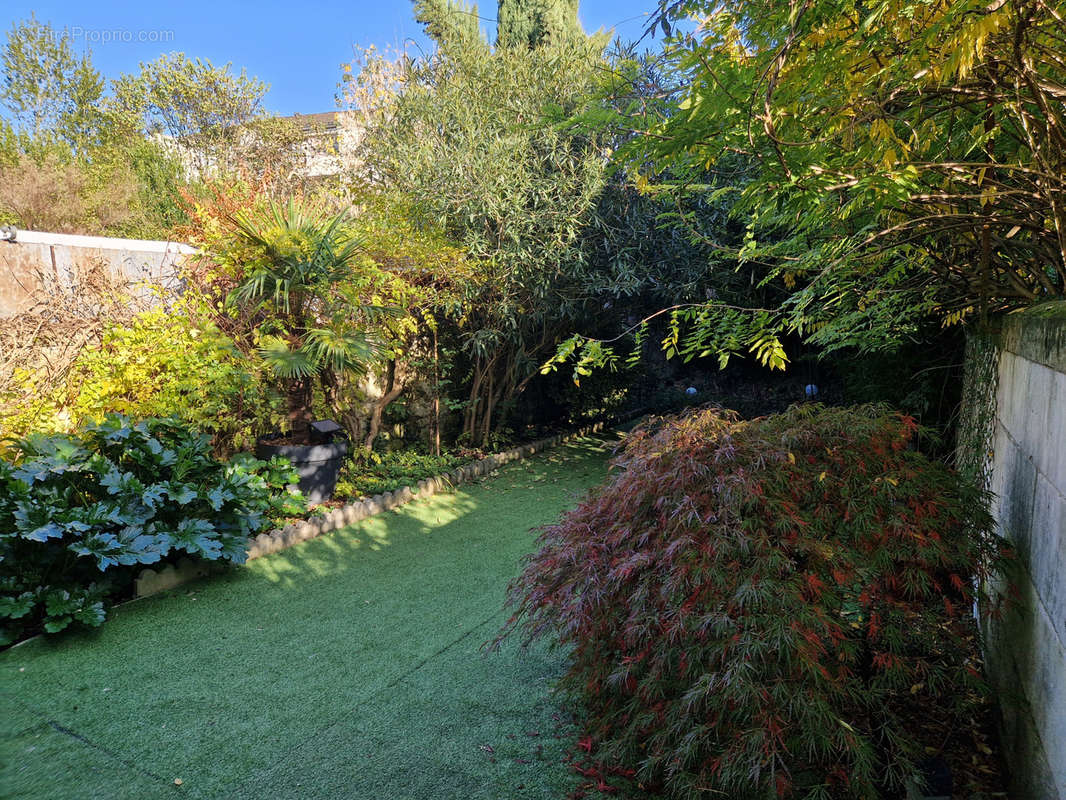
[7,1,662,116]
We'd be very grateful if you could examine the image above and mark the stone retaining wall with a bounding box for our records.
[961,302,1066,799]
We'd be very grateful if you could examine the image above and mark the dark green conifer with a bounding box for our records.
[496,0,582,48]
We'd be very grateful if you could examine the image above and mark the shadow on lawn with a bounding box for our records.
[247,491,483,591]
[247,438,612,593]
[0,438,616,800]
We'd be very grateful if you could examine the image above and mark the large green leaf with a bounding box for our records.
[257,336,318,379]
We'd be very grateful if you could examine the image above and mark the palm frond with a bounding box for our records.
[305,327,378,374]
[258,336,319,379]
[229,200,364,305]
[221,198,392,383]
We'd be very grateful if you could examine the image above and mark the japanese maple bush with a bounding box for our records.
[506,404,1004,799]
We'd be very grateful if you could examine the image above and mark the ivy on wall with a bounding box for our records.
[956,330,1000,493]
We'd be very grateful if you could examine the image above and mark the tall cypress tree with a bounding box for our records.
[496,0,582,48]
[413,0,483,44]
[414,0,586,50]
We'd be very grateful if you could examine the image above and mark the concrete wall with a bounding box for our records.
[978,303,1066,799]
[0,229,193,317]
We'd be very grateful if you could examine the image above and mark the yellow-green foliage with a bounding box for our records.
[348,194,475,342]
[1,307,279,454]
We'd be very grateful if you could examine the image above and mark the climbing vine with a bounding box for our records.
[956,329,1000,491]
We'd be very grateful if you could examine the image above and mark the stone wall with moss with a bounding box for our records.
[959,302,1066,799]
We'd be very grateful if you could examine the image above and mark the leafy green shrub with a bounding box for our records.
[334,449,462,499]
[506,404,1004,799]
[227,453,307,521]
[0,415,298,644]
[0,307,279,455]
[66,308,280,454]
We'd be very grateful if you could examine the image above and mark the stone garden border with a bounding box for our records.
[133,421,613,598]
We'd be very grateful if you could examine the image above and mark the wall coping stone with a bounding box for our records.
[7,228,196,255]
[1000,301,1066,373]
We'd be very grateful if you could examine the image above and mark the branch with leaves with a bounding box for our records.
[560,0,1066,376]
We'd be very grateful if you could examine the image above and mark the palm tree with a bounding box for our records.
[224,198,386,442]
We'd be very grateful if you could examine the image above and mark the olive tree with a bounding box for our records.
[342,0,617,444]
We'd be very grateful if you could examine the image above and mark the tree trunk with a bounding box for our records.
[463,360,485,440]
[432,327,441,458]
[480,367,497,448]
[464,354,498,441]
[364,360,405,452]
[477,347,530,447]
[286,378,314,442]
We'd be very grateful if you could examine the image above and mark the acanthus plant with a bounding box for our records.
[0,414,303,644]
[504,404,1009,799]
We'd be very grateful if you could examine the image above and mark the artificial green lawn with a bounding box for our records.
[1,436,617,800]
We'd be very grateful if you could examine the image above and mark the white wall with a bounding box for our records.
[980,303,1066,799]
[0,229,192,317]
